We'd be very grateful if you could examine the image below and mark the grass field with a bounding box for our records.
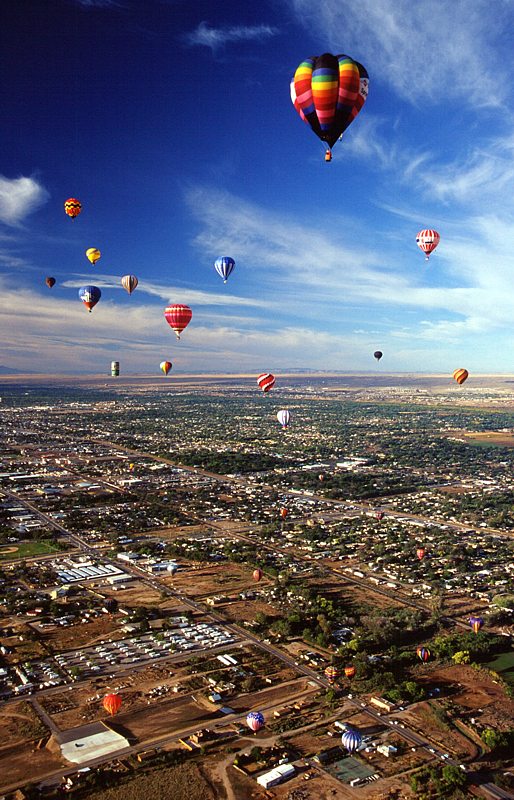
[486,651,514,687]
[0,540,60,560]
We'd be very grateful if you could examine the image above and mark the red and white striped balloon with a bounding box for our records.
[164,304,192,340]
[257,373,275,393]
[416,229,440,260]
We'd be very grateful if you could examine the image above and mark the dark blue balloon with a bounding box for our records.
[78,285,101,312]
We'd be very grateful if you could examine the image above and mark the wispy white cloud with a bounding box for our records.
[184,21,278,51]
[0,176,49,226]
[287,0,510,108]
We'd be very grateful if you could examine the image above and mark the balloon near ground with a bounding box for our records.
[344,665,356,679]
[164,304,192,339]
[253,568,263,582]
[102,693,122,715]
[246,711,264,732]
[291,53,369,160]
[257,373,275,393]
[280,507,288,520]
[160,361,172,376]
[214,256,235,283]
[416,547,426,560]
[85,248,101,265]
[121,274,138,295]
[64,198,82,219]
[341,729,361,753]
[453,368,469,385]
[325,665,339,683]
[416,229,440,260]
[78,285,101,312]
[417,646,430,662]
[277,409,290,429]
[469,616,484,634]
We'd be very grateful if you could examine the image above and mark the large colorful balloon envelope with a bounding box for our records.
[257,373,275,393]
[214,256,235,283]
[416,229,440,260]
[325,665,339,683]
[453,368,469,385]
[341,729,362,753]
[160,361,172,376]
[291,53,369,158]
[246,711,264,732]
[78,285,101,313]
[64,198,82,219]
[277,409,291,429]
[164,304,192,340]
[85,248,101,266]
[253,568,263,582]
[102,693,122,716]
[469,616,484,634]
[45,277,56,288]
[416,646,430,663]
[344,665,356,679]
[121,274,138,295]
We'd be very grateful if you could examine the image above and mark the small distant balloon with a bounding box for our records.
[416,646,430,663]
[110,361,120,377]
[469,616,484,634]
[121,274,138,295]
[257,373,275,393]
[253,568,263,582]
[277,409,291,429]
[214,256,235,283]
[246,711,264,732]
[341,729,362,753]
[416,547,426,560]
[453,368,469,385]
[344,665,356,679]
[416,229,440,260]
[160,361,172,376]
[102,693,122,716]
[64,198,82,219]
[78,285,101,313]
[325,665,339,683]
[45,277,56,288]
[85,248,101,265]
[280,507,288,520]
[373,351,383,361]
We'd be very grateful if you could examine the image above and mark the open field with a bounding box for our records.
[0,739,63,794]
[0,700,47,746]
[0,540,61,559]
[80,761,216,800]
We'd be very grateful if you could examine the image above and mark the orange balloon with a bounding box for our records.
[102,693,122,716]
[453,368,469,385]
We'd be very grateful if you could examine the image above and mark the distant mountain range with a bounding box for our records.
[0,366,25,374]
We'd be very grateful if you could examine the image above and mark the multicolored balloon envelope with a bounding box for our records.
[253,568,263,582]
[164,304,192,339]
[416,547,426,560]
[257,373,275,393]
[45,277,56,288]
[160,361,172,376]
[341,729,362,753]
[469,616,484,634]
[453,368,469,385]
[416,646,430,663]
[121,274,138,294]
[85,248,101,265]
[277,409,290,429]
[344,665,356,679]
[102,693,122,715]
[291,53,369,155]
[325,665,339,683]
[214,256,235,283]
[64,197,82,219]
[416,229,440,260]
[246,711,264,732]
[78,285,101,312]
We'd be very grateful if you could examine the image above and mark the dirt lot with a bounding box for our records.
[219,598,282,624]
[42,614,123,652]
[0,700,47,747]
[0,739,63,794]
[85,761,217,800]
[163,562,272,600]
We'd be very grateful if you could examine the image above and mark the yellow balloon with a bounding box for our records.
[86,248,101,265]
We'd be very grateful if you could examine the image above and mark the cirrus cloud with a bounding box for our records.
[0,175,49,226]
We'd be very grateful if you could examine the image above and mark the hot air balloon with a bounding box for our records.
[45,277,56,288]
[78,285,101,312]
[214,256,235,283]
[246,711,264,732]
[341,729,362,753]
[416,646,430,663]
[253,568,263,582]
[469,616,484,634]
[277,410,291,429]
[129,463,135,471]
[280,507,288,520]
[291,53,369,160]
[160,361,172,376]
[453,368,469,385]
[318,473,325,482]
[64,198,82,219]
[325,665,339,683]
[168,563,178,576]
[416,230,440,260]
[102,693,122,716]
[374,351,383,361]
[164,304,192,339]
[376,511,384,522]
[416,547,426,560]
[257,373,275,393]
[344,665,356,679]
[121,274,138,295]
[111,361,120,377]
[85,248,101,266]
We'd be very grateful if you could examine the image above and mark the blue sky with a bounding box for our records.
[1,0,514,374]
